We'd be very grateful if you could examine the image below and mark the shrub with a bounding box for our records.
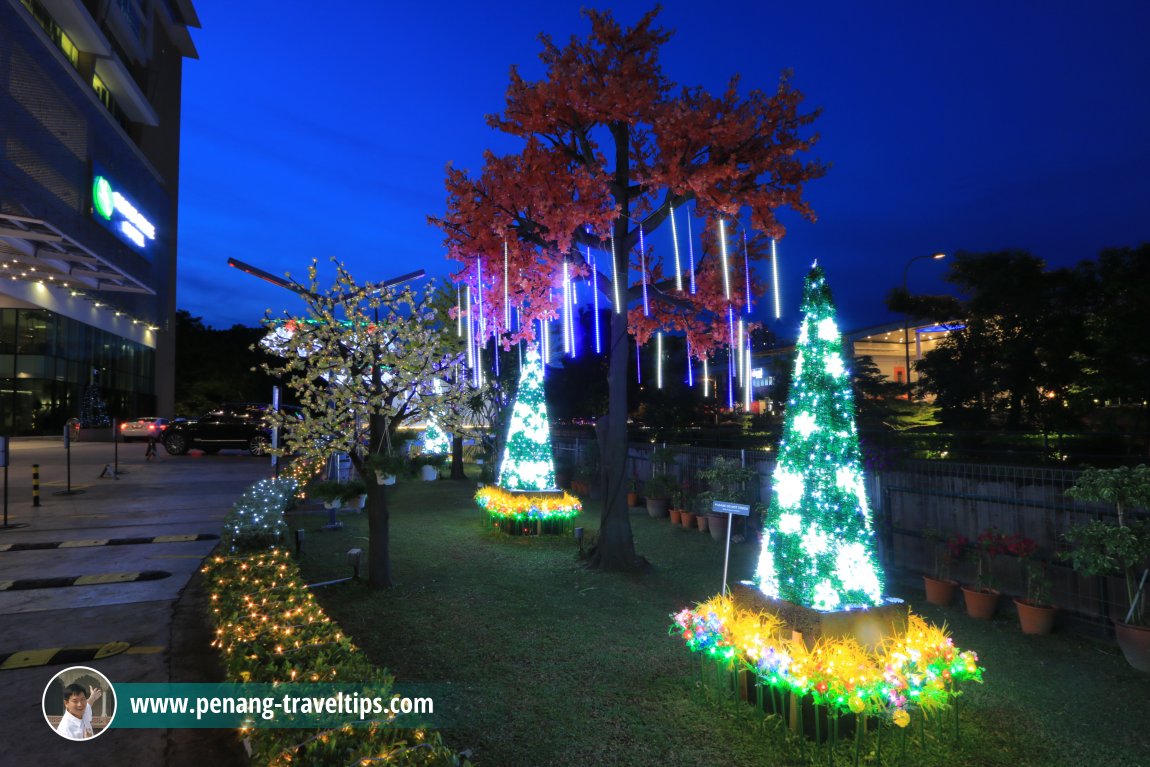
[221,478,296,553]
[204,546,467,766]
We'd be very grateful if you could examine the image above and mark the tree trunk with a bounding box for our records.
[586,234,645,572]
[365,484,392,588]
[365,413,393,588]
[450,433,466,480]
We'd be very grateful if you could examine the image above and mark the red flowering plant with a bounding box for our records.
[1007,535,1053,607]
[970,527,1010,592]
[924,528,967,581]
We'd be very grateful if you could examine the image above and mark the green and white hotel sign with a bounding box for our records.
[91,168,156,251]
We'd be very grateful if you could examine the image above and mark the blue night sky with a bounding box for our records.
[177,1,1150,338]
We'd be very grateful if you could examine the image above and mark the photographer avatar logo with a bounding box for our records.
[43,666,116,740]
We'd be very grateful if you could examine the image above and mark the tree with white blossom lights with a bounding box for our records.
[755,263,884,610]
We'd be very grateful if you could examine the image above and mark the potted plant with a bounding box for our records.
[308,478,365,509]
[363,452,410,485]
[961,526,1008,619]
[697,456,757,542]
[668,488,688,526]
[412,453,447,481]
[1064,465,1150,670]
[922,528,964,606]
[644,474,674,518]
[627,475,640,508]
[1005,535,1056,634]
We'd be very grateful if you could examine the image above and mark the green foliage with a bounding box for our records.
[644,473,676,500]
[697,456,757,505]
[1061,520,1150,626]
[221,478,296,553]
[1066,465,1150,526]
[308,479,366,503]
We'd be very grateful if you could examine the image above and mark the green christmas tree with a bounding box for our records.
[497,345,557,491]
[422,417,450,455]
[755,263,884,611]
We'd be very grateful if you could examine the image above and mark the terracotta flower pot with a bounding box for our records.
[681,511,695,529]
[646,498,669,518]
[1114,621,1150,672]
[708,513,728,542]
[961,586,1000,620]
[669,508,682,525]
[923,575,958,607]
[1014,598,1058,635]
[696,514,709,532]
[627,492,640,508]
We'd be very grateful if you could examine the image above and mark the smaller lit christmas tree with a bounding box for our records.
[477,345,579,535]
[497,346,557,491]
[421,417,450,455]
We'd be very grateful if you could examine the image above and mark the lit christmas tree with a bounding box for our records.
[497,346,557,491]
[755,263,884,610]
[421,417,450,455]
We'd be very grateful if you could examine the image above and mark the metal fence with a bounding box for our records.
[553,437,1147,634]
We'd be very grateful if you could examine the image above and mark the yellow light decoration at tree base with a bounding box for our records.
[671,593,983,727]
[475,486,581,536]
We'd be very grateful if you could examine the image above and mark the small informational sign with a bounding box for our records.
[0,435,7,467]
[711,500,750,516]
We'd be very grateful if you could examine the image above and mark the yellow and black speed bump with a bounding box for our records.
[0,642,164,670]
[0,533,217,552]
[0,570,171,591]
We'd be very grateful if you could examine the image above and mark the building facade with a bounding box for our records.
[0,0,198,434]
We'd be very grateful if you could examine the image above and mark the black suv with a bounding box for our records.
[161,403,298,456]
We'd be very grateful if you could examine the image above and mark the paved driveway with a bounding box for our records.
[0,439,269,766]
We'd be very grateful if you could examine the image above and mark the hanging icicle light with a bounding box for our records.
[686,336,694,387]
[635,342,642,385]
[476,261,486,386]
[465,284,474,372]
[771,238,782,319]
[656,332,663,389]
[737,318,745,384]
[562,261,572,356]
[541,317,550,371]
[569,272,577,356]
[743,231,753,314]
[639,223,650,316]
[670,204,683,292]
[589,246,602,354]
[456,284,462,337]
[609,230,622,312]
[719,218,731,301]
[503,241,511,327]
[744,339,752,410]
[703,357,710,398]
[687,207,697,295]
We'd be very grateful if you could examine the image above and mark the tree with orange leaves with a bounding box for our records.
[432,7,825,571]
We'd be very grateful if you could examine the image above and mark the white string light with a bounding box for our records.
[670,204,683,292]
[771,238,782,319]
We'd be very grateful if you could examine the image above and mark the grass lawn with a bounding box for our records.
[293,475,1150,767]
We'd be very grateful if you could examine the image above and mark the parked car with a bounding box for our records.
[161,403,300,456]
[119,417,169,442]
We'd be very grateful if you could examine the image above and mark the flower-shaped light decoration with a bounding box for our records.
[671,593,983,727]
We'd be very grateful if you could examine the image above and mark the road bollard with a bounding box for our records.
[32,463,40,507]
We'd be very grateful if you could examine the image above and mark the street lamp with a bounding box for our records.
[902,252,946,401]
[226,257,425,298]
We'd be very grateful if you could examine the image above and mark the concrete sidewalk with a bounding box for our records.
[0,439,269,766]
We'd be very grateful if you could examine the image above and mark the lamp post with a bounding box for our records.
[902,252,946,401]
